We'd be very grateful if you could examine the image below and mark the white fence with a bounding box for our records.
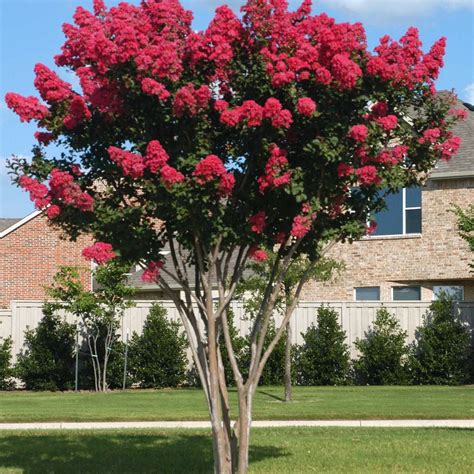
[1,300,474,359]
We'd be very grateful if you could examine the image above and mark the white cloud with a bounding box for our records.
[464,83,474,104]
[320,0,473,22]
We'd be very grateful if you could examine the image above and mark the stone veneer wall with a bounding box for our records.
[302,177,474,301]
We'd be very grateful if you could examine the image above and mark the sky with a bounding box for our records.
[1,0,473,218]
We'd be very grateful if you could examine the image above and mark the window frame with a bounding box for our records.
[392,285,422,301]
[354,286,381,301]
[370,187,422,238]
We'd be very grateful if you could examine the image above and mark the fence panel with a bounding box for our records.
[6,300,474,360]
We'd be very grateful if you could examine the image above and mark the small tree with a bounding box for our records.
[129,303,188,388]
[15,306,75,391]
[454,204,474,271]
[354,308,409,385]
[0,337,14,390]
[409,296,472,385]
[236,254,343,400]
[47,263,135,392]
[297,306,350,386]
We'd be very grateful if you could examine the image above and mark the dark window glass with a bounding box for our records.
[393,286,421,301]
[406,209,422,234]
[373,190,403,236]
[355,287,380,301]
[406,187,422,208]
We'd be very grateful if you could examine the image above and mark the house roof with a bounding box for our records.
[0,218,21,233]
[429,100,474,180]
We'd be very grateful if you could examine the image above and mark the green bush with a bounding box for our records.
[409,297,472,385]
[15,306,76,391]
[353,307,410,385]
[297,306,350,386]
[0,337,14,390]
[129,304,188,388]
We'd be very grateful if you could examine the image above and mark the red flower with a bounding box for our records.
[263,98,293,129]
[337,163,354,177]
[331,54,362,89]
[356,166,381,185]
[348,125,368,143]
[297,98,317,117]
[249,211,266,234]
[376,115,398,132]
[142,260,164,283]
[291,215,311,239]
[435,136,461,161]
[46,205,61,220]
[258,145,292,193]
[63,95,92,129]
[249,247,268,262]
[141,78,170,101]
[160,165,185,188]
[82,242,116,264]
[19,175,51,209]
[145,140,169,173]
[418,128,441,144]
[34,63,73,103]
[34,131,55,146]
[108,146,145,179]
[5,93,49,123]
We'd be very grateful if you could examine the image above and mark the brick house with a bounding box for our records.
[0,211,91,308]
[302,100,474,303]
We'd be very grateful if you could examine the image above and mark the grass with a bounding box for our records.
[0,427,472,473]
[0,386,473,423]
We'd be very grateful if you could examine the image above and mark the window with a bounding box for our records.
[433,286,464,301]
[393,286,421,301]
[372,188,422,236]
[355,287,380,301]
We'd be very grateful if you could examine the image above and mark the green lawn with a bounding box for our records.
[0,386,473,422]
[0,427,472,473]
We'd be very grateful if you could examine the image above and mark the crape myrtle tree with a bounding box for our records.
[5,0,465,471]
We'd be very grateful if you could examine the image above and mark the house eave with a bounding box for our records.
[428,171,474,181]
[0,210,42,239]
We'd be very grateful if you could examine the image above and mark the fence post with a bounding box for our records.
[75,322,79,392]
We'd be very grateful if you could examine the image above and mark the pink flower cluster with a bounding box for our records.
[258,145,292,193]
[366,28,446,89]
[173,84,210,118]
[145,140,169,173]
[290,203,315,239]
[348,125,368,143]
[218,98,292,129]
[5,93,49,123]
[82,242,116,265]
[34,63,73,103]
[160,165,185,188]
[49,168,94,212]
[331,54,362,89]
[63,95,92,129]
[376,115,398,132]
[249,246,268,262]
[435,136,462,161]
[108,146,146,179]
[297,98,317,117]
[249,211,266,234]
[141,260,164,283]
[193,155,235,197]
[19,176,51,208]
[355,166,381,186]
[141,78,170,101]
[337,163,354,178]
[34,131,55,146]
[418,128,441,145]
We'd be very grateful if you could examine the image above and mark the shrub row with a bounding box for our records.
[1,297,472,390]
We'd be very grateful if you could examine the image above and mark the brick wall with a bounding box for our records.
[302,177,474,301]
[0,213,92,308]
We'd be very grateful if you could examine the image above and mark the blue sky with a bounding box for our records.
[1,0,473,218]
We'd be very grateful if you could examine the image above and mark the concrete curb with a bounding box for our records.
[0,420,473,430]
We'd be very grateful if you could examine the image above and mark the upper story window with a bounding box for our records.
[372,187,422,237]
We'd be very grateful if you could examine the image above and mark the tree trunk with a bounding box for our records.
[284,321,292,402]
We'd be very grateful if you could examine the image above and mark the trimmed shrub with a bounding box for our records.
[297,306,350,386]
[129,304,188,388]
[409,296,472,385]
[0,337,14,390]
[15,306,75,391]
[353,307,410,385]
